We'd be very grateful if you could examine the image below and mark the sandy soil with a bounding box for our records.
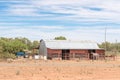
[0,59,120,80]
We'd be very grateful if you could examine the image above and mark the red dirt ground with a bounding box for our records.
[0,58,120,80]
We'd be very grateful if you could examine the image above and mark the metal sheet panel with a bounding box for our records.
[45,40,100,49]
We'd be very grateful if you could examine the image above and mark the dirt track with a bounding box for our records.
[0,59,120,80]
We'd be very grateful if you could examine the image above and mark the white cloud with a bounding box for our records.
[8,4,38,16]
[0,26,120,43]
[35,26,64,29]
[3,0,119,23]
[0,0,120,43]
[37,0,118,23]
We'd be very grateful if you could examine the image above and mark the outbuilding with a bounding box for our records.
[39,40,105,60]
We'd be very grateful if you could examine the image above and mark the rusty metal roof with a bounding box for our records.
[45,40,100,49]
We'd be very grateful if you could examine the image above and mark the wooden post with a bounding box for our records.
[58,53,61,60]
[73,53,75,59]
[87,53,89,60]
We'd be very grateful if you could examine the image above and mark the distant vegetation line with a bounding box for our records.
[0,37,39,59]
[0,37,120,59]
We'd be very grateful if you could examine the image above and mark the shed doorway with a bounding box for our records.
[62,49,70,60]
[88,50,96,59]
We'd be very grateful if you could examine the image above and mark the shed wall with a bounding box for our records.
[47,48,105,60]
[96,49,105,59]
[47,48,61,54]
[70,49,88,54]
[96,49,105,54]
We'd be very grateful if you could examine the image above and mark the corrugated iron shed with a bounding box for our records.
[45,40,100,49]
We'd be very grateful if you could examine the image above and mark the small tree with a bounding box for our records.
[32,40,39,48]
[54,36,67,40]
[0,46,3,53]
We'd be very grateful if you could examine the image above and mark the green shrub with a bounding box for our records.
[0,52,16,59]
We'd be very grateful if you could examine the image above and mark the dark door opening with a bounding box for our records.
[88,50,96,59]
[62,49,70,60]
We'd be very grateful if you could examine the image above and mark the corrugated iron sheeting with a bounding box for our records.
[45,40,100,49]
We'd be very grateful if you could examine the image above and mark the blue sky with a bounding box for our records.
[0,0,120,43]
